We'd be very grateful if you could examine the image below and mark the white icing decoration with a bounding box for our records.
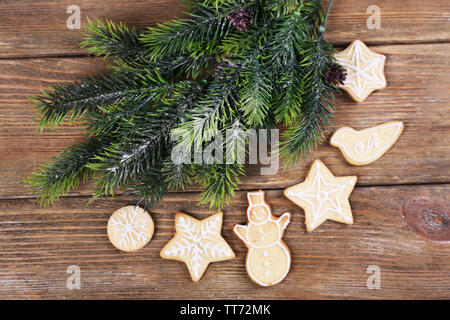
[288,161,354,229]
[354,133,381,155]
[334,40,386,101]
[109,206,151,251]
[246,191,271,225]
[234,210,291,287]
[164,215,232,279]
[330,122,403,163]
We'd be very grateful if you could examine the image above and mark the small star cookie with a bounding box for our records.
[107,206,154,252]
[334,40,386,103]
[284,160,357,232]
[331,121,404,166]
[161,212,235,282]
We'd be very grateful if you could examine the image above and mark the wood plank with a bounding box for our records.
[1,43,449,199]
[0,0,449,58]
[0,0,186,58]
[0,185,448,299]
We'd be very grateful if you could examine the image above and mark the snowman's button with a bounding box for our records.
[265,271,270,276]
[264,261,269,267]
[263,250,269,257]
[259,228,264,234]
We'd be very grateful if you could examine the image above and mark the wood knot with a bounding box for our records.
[403,197,449,242]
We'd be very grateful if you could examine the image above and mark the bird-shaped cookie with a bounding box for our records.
[330,121,404,166]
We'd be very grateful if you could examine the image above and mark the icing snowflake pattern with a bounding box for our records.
[161,212,235,282]
[108,206,153,251]
[285,160,357,232]
[334,40,386,102]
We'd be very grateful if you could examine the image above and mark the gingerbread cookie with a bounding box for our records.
[234,191,291,287]
[107,206,154,252]
[334,40,386,103]
[161,212,235,282]
[330,121,404,166]
[284,160,356,232]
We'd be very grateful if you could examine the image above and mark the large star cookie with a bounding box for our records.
[284,160,357,232]
[107,206,154,252]
[161,212,235,282]
[334,40,386,103]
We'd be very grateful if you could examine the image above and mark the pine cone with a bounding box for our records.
[324,63,347,86]
[228,8,253,31]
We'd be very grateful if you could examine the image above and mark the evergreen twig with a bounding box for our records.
[28,0,344,210]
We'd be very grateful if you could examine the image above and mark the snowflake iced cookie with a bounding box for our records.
[334,40,386,103]
[331,121,404,166]
[161,212,235,282]
[107,206,154,252]
[284,160,357,232]
[234,191,291,287]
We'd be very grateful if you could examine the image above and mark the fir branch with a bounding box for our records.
[140,3,233,60]
[265,0,302,16]
[127,159,198,209]
[172,61,242,149]
[272,61,304,125]
[81,18,144,60]
[31,70,170,130]
[238,56,272,127]
[302,0,325,29]
[125,165,169,209]
[162,161,197,191]
[115,53,218,80]
[29,0,340,211]
[220,10,272,56]
[89,81,204,196]
[196,163,244,210]
[199,0,236,9]
[266,12,310,124]
[84,96,154,136]
[281,38,337,163]
[26,136,112,206]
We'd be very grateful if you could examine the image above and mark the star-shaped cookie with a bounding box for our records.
[284,160,357,232]
[161,212,235,282]
[334,40,386,103]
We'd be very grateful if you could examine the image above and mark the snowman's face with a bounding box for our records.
[248,205,270,224]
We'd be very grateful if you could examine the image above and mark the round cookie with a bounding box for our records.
[107,206,154,252]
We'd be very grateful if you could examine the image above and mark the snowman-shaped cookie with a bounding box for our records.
[234,191,291,287]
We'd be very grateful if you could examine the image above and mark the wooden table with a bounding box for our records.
[0,0,449,299]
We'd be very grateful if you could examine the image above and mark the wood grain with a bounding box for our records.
[0,185,448,299]
[0,0,448,58]
[0,0,449,300]
[0,43,449,198]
